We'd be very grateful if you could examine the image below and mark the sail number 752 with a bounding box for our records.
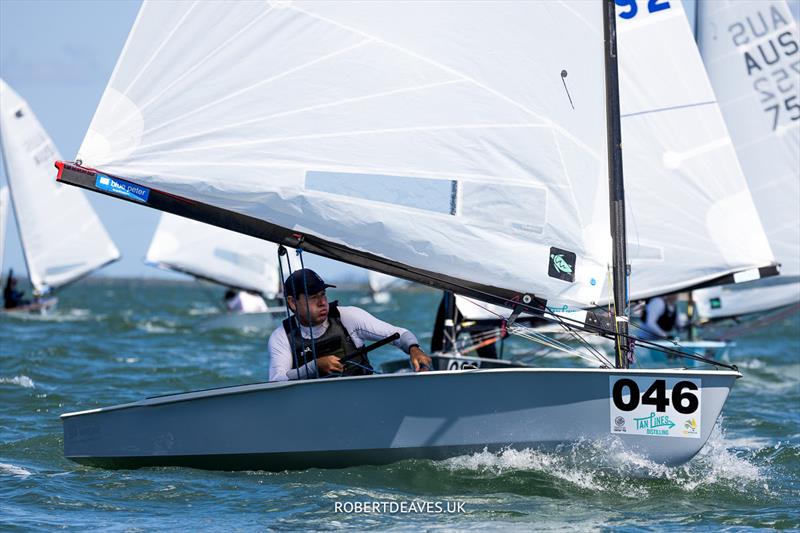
[612,378,699,414]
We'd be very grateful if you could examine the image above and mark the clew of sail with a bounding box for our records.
[0,79,120,293]
[146,212,281,297]
[692,0,800,321]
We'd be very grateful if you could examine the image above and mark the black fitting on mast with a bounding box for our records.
[603,0,631,369]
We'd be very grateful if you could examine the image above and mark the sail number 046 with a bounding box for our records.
[612,378,699,414]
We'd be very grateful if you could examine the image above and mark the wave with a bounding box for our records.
[0,375,35,388]
[0,462,33,477]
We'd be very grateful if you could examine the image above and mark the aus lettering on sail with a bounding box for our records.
[729,3,800,130]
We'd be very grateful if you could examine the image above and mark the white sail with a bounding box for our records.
[367,271,405,294]
[0,79,120,293]
[0,185,8,273]
[146,212,281,296]
[616,1,774,302]
[692,0,800,320]
[76,1,771,308]
[76,1,612,307]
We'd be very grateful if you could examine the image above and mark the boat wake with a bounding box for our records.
[0,375,35,388]
[441,421,769,498]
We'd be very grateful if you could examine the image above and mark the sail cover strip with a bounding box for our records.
[0,79,120,292]
[145,212,281,296]
[75,1,773,307]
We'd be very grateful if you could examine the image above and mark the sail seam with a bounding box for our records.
[621,100,717,119]
[288,4,602,160]
[128,79,468,154]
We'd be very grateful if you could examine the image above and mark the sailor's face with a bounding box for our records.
[290,290,329,326]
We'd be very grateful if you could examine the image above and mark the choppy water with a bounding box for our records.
[1,279,798,531]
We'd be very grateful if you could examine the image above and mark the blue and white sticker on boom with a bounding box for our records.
[95,174,150,203]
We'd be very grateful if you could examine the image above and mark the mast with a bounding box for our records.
[603,0,630,369]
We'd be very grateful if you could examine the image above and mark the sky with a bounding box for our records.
[0,0,797,284]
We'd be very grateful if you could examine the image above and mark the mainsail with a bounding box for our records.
[146,212,281,296]
[692,0,800,320]
[0,79,120,293]
[71,1,771,310]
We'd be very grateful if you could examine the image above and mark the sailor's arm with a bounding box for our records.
[644,298,668,337]
[342,306,432,371]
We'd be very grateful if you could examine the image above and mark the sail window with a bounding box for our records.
[305,171,457,215]
[460,182,546,235]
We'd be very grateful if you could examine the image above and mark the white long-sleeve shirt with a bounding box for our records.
[268,305,419,381]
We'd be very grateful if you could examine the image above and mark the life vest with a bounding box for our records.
[641,298,677,333]
[282,301,373,377]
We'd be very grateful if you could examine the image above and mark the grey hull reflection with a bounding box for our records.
[62,368,738,471]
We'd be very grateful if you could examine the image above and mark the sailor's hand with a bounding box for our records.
[409,346,432,372]
[317,355,344,376]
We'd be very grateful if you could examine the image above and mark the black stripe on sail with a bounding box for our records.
[683,265,781,293]
[55,161,547,314]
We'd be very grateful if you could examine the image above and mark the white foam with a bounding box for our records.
[0,463,32,477]
[0,375,35,388]
[440,419,768,497]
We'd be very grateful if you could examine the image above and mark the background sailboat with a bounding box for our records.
[56,0,769,470]
[145,212,283,331]
[691,0,800,330]
[367,270,407,303]
[0,79,120,312]
[0,185,7,274]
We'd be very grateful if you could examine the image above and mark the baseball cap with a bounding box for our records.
[283,268,336,297]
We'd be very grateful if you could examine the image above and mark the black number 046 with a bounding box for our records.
[612,379,699,414]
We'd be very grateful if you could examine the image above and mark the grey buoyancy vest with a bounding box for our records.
[282,301,373,377]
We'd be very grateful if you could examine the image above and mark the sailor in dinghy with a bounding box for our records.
[269,268,431,380]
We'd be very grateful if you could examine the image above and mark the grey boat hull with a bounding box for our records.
[62,368,739,471]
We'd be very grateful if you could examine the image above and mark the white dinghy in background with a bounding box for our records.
[145,212,283,332]
[57,1,776,470]
[0,79,120,313]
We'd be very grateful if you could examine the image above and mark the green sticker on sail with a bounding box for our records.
[548,247,576,282]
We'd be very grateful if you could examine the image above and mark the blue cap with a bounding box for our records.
[283,269,335,298]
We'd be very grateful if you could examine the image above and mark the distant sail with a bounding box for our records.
[75,1,772,308]
[616,1,775,301]
[146,212,280,296]
[0,185,8,273]
[368,271,406,294]
[0,79,120,293]
[692,0,800,320]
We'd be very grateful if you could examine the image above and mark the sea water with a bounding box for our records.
[1,279,798,530]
